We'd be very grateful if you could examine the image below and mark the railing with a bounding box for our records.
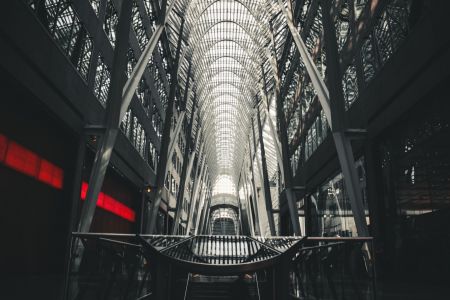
[290,237,376,300]
[64,233,375,300]
[65,233,151,300]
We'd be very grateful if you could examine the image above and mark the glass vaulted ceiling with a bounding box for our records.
[166,0,286,201]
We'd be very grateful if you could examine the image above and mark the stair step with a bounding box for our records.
[186,280,260,300]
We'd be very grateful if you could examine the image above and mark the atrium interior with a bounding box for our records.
[0,0,449,299]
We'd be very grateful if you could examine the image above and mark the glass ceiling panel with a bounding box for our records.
[163,0,289,206]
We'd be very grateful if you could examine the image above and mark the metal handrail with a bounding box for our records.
[255,272,261,300]
[160,236,196,252]
[246,235,283,254]
[66,233,376,299]
[136,292,152,300]
[183,273,191,300]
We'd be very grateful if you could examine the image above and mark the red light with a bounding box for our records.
[0,133,64,190]
[38,159,52,183]
[97,192,105,207]
[81,182,88,199]
[5,142,40,178]
[80,181,135,222]
[37,159,64,189]
[0,134,7,162]
[0,133,133,222]
[51,166,64,189]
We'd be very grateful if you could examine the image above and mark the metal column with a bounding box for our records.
[200,188,212,234]
[241,167,256,236]
[260,65,284,184]
[147,18,186,234]
[172,103,199,234]
[185,145,206,234]
[195,184,209,235]
[248,140,263,235]
[77,0,133,233]
[278,0,369,236]
[164,61,192,164]
[62,134,86,300]
[267,22,301,235]
[253,113,276,236]
[194,178,208,235]
[77,0,179,233]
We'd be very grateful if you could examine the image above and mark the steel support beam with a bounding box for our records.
[238,166,255,236]
[325,0,370,237]
[196,185,210,235]
[267,22,301,235]
[278,0,369,236]
[77,0,179,233]
[243,171,256,236]
[248,140,263,235]
[260,65,284,184]
[77,0,133,233]
[172,103,199,234]
[266,111,284,179]
[194,196,205,235]
[237,182,251,236]
[256,107,277,229]
[277,0,331,122]
[164,61,192,165]
[253,113,276,236]
[165,63,192,165]
[252,126,270,235]
[147,18,185,234]
[167,111,186,161]
[185,144,206,234]
[201,191,212,234]
[181,60,193,111]
[70,3,133,299]
[194,177,208,235]
[63,134,87,300]
[261,97,285,184]
[120,0,177,121]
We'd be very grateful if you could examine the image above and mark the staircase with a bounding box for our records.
[182,275,263,300]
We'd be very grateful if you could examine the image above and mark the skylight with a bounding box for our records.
[165,0,287,208]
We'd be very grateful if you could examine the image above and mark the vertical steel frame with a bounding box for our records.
[147,17,186,233]
[185,144,206,234]
[277,0,369,236]
[267,23,301,235]
[253,113,276,236]
[172,100,199,234]
[77,0,179,233]
[77,0,133,233]
[248,140,263,235]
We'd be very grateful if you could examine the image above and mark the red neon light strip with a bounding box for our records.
[38,159,64,189]
[0,133,134,222]
[0,134,64,189]
[5,141,40,178]
[80,182,136,222]
[0,134,7,162]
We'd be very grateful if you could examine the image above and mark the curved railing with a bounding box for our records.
[65,233,375,300]
[138,235,305,275]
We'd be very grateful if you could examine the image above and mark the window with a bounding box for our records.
[74,32,93,80]
[127,48,137,78]
[132,1,149,51]
[104,0,118,48]
[37,0,93,80]
[94,55,111,105]
[89,0,101,16]
[46,0,82,57]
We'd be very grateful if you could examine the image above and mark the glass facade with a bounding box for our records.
[310,157,369,237]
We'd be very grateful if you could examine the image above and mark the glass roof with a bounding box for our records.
[166,0,288,204]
